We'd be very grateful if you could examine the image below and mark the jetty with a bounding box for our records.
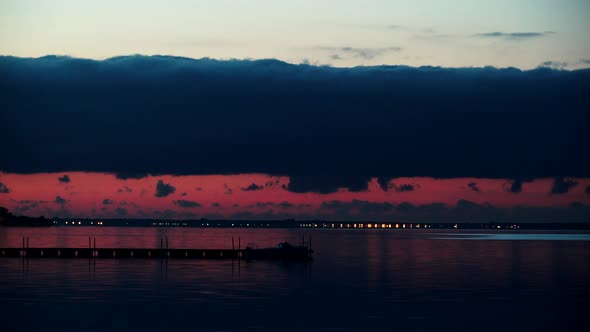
[0,237,313,261]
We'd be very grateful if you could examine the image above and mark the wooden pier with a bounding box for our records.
[0,248,245,259]
[0,237,313,260]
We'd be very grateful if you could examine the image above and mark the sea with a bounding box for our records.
[0,227,589,332]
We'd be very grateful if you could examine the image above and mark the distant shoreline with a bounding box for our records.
[3,207,589,230]
[19,218,590,230]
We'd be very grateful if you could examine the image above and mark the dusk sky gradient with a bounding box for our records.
[1,0,589,69]
[1,173,589,221]
[1,1,589,222]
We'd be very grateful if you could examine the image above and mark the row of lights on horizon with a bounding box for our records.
[299,223,430,229]
[55,221,520,229]
[61,221,103,225]
[58,221,430,228]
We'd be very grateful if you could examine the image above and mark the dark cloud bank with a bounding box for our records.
[174,200,201,208]
[313,200,590,223]
[1,55,589,193]
[206,199,589,224]
[9,197,587,222]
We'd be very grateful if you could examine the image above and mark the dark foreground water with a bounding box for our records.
[0,227,589,332]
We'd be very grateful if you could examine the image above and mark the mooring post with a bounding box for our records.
[24,237,29,273]
[238,237,241,259]
[309,233,312,259]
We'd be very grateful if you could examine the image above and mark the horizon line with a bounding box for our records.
[2,54,589,72]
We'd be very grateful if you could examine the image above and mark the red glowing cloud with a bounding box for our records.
[0,172,588,221]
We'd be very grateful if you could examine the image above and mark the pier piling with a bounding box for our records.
[1,235,312,260]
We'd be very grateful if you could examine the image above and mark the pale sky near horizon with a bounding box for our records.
[1,0,589,69]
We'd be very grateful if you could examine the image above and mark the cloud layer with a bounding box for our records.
[473,31,555,40]
[155,180,176,197]
[315,199,590,223]
[58,174,71,183]
[0,182,10,194]
[174,200,201,208]
[320,46,402,60]
[1,55,589,193]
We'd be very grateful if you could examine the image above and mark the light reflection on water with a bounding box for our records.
[431,233,590,241]
[0,227,589,331]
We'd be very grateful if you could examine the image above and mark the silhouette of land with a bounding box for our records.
[2,206,589,230]
[0,207,52,227]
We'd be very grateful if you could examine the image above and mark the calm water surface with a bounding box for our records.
[0,227,589,332]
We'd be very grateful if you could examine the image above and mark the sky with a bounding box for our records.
[0,1,589,222]
[1,172,589,222]
[0,0,589,69]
